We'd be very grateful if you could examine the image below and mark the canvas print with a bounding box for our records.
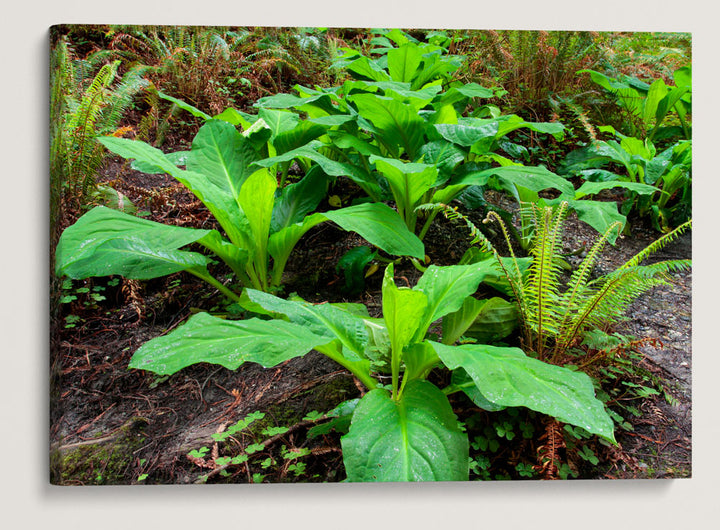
[49,25,691,484]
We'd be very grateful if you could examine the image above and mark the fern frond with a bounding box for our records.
[523,202,568,358]
[619,219,692,270]
[568,269,667,342]
[416,203,494,253]
[555,220,623,341]
[483,208,533,347]
[100,65,150,133]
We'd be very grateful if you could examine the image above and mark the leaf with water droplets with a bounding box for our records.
[129,312,332,375]
[341,380,468,481]
[430,341,615,442]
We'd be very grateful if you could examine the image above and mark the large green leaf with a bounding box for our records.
[271,166,329,232]
[450,369,506,412]
[387,43,422,83]
[560,199,626,244]
[341,380,468,482]
[186,119,259,201]
[129,312,332,375]
[253,142,374,193]
[435,122,499,147]
[350,93,426,159]
[97,136,247,246]
[464,165,575,197]
[439,83,494,108]
[322,203,425,259]
[273,121,328,156]
[382,264,429,379]
[238,169,276,252]
[56,206,212,280]
[574,180,659,199]
[257,108,301,138]
[241,289,369,359]
[370,156,437,225]
[345,56,392,82]
[413,262,501,340]
[254,92,331,111]
[429,341,616,441]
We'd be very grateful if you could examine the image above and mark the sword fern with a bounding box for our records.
[484,202,690,363]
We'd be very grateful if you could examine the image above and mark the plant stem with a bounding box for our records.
[418,209,439,241]
[188,269,241,303]
[315,343,378,392]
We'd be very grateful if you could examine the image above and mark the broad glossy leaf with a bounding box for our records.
[186,119,259,200]
[439,83,494,108]
[238,169,276,257]
[561,199,626,244]
[370,156,437,217]
[322,203,425,259]
[271,166,329,232]
[387,43,422,83]
[413,262,502,340]
[435,122,499,147]
[254,92,330,110]
[382,264,429,371]
[441,296,488,345]
[403,341,440,381]
[308,115,356,127]
[345,56,392,82]
[253,142,374,191]
[350,93,426,159]
[341,380,468,482]
[419,140,465,177]
[450,369,506,412]
[411,53,462,89]
[574,180,659,199]
[429,341,615,442]
[494,115,565,140]
[242,289,369,359]
[471,165,575,196]
[464,297,519,343]
[257,108,301,138]
[273,121,328,156]
[129,312,332,375]
[643,79,668,126]
[56,206,212,280]
[328,132,381,157]
[98,136,247,246]
[377,82,442,110]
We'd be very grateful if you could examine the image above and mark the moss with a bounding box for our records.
[50,417,148,485]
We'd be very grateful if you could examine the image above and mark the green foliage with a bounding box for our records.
[126,260,614,482]
[254,29,584,242]
[559,69,692,232]
[50,34,149,214]
[336,246,378,296]
[578,66,691,142]
[187,411,319,483]
[456,30,608,119]
[484,201,691,363]
[56,114,424,297]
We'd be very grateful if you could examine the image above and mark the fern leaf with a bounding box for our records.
[555,220,623,343]
[523,202,568,358]
[619,219,692,270]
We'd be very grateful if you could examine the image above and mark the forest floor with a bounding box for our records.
[49,140,692,485]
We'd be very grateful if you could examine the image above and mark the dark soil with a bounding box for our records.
[49,137,692,485]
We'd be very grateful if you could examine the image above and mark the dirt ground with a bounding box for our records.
[49,151,692,485]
